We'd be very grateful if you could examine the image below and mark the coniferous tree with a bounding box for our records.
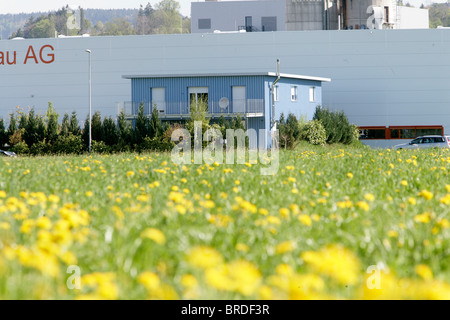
[134,103,148,145]
[102,116,119,147]
[148,105,163,138]
[82,113,90,148]
[18,111,28,130]
[117,110,133,149]
[23,108,40,147]
[69,111,81,136]
[45,102,59,143]
[6,114,17,141]
[36,115,47,143]
[61,113,70,137]
[0,119,8,148]
[91,111,103,142]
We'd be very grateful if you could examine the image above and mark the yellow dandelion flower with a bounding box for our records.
[301,244,361,286]
[36,216,52,230]
[418,190,433,200]
[439,194,450,205]
[437,218,450,229]
[387,230,398,238]
[199,200,215,209]
[138,272,161,290]
[275,241,296,254]
[205,259,262,296]
[356,201,370,212]
[347,173,353,179]
[298,214,312,227]
[415,264,433,281]
[279,207,290,218]
[289,204,300,215]
[140,228,166,245]
[414,212,431,224]
[266,216,281,225]
[175,204,187,215]
[364,193,375,202]
[20,219,35,234]
[136,194,150,202]
[180,274,198,288]
[186,246,223,269]
[258,285,273,300]
[236,243,249,252]
[168,191,185,203]
[61,251,78,265]
[337,200,353,209]
[275,264,295,276]
[267,273,325,300]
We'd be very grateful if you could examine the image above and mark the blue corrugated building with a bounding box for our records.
[122,72,331,148]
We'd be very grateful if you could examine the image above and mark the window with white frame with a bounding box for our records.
[291,86,298,101]
[189,87,209,111]
[274,85,279,102]
[309,87,316,102]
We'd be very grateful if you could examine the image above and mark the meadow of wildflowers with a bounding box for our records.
[0,144,449,300]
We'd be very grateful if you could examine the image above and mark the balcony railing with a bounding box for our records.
[237,25,259,32]
[118,99,264,119]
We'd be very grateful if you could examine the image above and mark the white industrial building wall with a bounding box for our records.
[0,29,449,136]
[191,0,286,33]
[397,6,429,29]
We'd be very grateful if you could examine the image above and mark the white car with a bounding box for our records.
[393,135,450,150]
[0,150,17,157]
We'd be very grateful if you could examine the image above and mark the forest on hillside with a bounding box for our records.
[428,3,450,28]
[0,0,190,40]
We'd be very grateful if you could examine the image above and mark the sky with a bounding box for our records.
[0,0,448,17]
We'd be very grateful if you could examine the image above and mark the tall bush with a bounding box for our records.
[134,103,149,145]
[102,116,119,147]
[0,119,8,148]
[117,110,133,151]
[45,103,59,144]
[149,105,163,139]
[313,106,356,145]
[304,119,326,146]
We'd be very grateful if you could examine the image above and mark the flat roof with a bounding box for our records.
[122,72,331,82]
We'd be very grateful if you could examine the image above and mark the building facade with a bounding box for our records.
[191,0,429,33]
[1,28,449,149]
[122,72,330,148]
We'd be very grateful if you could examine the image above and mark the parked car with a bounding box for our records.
[393,135,450,150]
[0,150,17,157]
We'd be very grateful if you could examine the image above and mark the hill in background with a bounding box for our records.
[0,1,190,39]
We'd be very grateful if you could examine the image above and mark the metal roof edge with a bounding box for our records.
[122,72,331,82]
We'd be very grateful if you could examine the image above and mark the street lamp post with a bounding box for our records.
[85,49,92,153]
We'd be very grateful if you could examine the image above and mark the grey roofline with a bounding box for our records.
[122,72,331,82]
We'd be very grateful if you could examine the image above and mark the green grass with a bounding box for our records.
[0,145,449,299]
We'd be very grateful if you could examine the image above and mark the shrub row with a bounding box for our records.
[278,106,359,149]
[0,103,358,155]
[0,102,252,156]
